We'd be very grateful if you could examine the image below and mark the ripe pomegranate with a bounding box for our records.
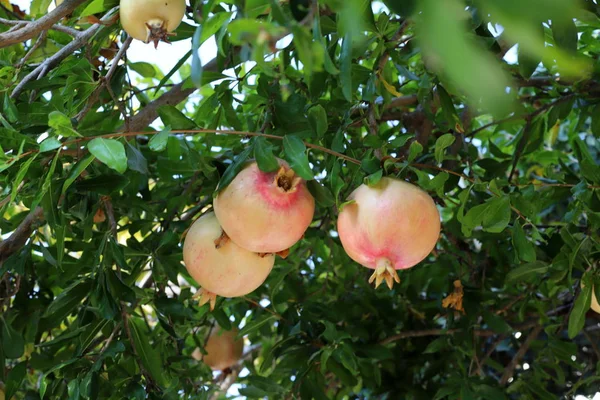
[182,212,274,309]
[200,328,244,371]
[119,0,185,47]
[337,177,440,289]
[213,159,315,253]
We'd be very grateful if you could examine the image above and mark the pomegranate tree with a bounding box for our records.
[213,159,315,253]
[199,328,244,371]
[182,212,274,309]
[337,177,440,289]
[119,0,185,47]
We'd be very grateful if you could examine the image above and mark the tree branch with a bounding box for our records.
[0,17,80,37]
[0,207,44,266]
[499,325,543,385]
[120,57,219,132]
[11,7,118,99]
[0,0,87,49]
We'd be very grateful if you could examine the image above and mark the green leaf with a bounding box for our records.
[481,196,511,233]
[512,221,536,262]
[215,145,253,194]
[434,133,456,164]
[80,0,111,17]
[422,337,447,354]
[482,310,511,334]
[48,111,81,137]
[253,137,279,172]
[129,317,169,388]
[87,138,127,174]
[308,105,328,137]
[148,128,171,152]
[506,261,549,282]
[283,135,313,180]
[5,361,27,399]
[3,91,18,123]
[157,106,197,130]
[307,180,335,207]
[419,0,515,117]
[129,62,156,78]
[126,143,149,174]
[11,154,38,201]
[340,33,353,102]
[408,141,423,162]
[39,137,62,152]
[238,314,277,337]
[1,318,24,359]
[364,169,383,187]
[61,154,95,196]
[191,24,203,89]
[568,284,592,339]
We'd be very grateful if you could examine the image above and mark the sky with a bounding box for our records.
[6,2,598,399]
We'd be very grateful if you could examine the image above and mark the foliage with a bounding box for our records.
[1,0,600,399]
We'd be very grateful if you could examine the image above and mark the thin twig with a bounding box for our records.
[0,17,80,37]
[11,7,119,99]
[499,325,543,385]
[16,30,47,67]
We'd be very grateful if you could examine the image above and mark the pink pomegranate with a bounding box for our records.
[213,159,315,253]
[199,327,244,371]
[182,212,274,309]
[337,177,441,289]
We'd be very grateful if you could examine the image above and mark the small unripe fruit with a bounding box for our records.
[119,0,185,47]
[183,212,274,309]
[201,328,244,370]
[337,177,440,289]
[214,159,315,253]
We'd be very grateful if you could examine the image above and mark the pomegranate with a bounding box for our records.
[119,0,185,47]
[592,289,600,314]
[337,177,440,289]
[200,327,244,370]
[213,159,315,253]
[182,212,274,309]
[581,282,600,314]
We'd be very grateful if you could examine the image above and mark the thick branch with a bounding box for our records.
[0,207,44,265]
[0,0,86,48]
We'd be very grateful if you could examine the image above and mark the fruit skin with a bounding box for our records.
[337,177,440,288]
[119,0,185,45]
[592,289,600,314]
[201,328,244,371]
[213,159,315,253]
[182,212,274,298]
[580,282,600,314]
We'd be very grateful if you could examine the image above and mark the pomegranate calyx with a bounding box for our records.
[368,259,400,289]
[274,166,301,193]
[214,230,230,249]
[258,248,290,259]
[145,19,177,48]
[193,289,217,310]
